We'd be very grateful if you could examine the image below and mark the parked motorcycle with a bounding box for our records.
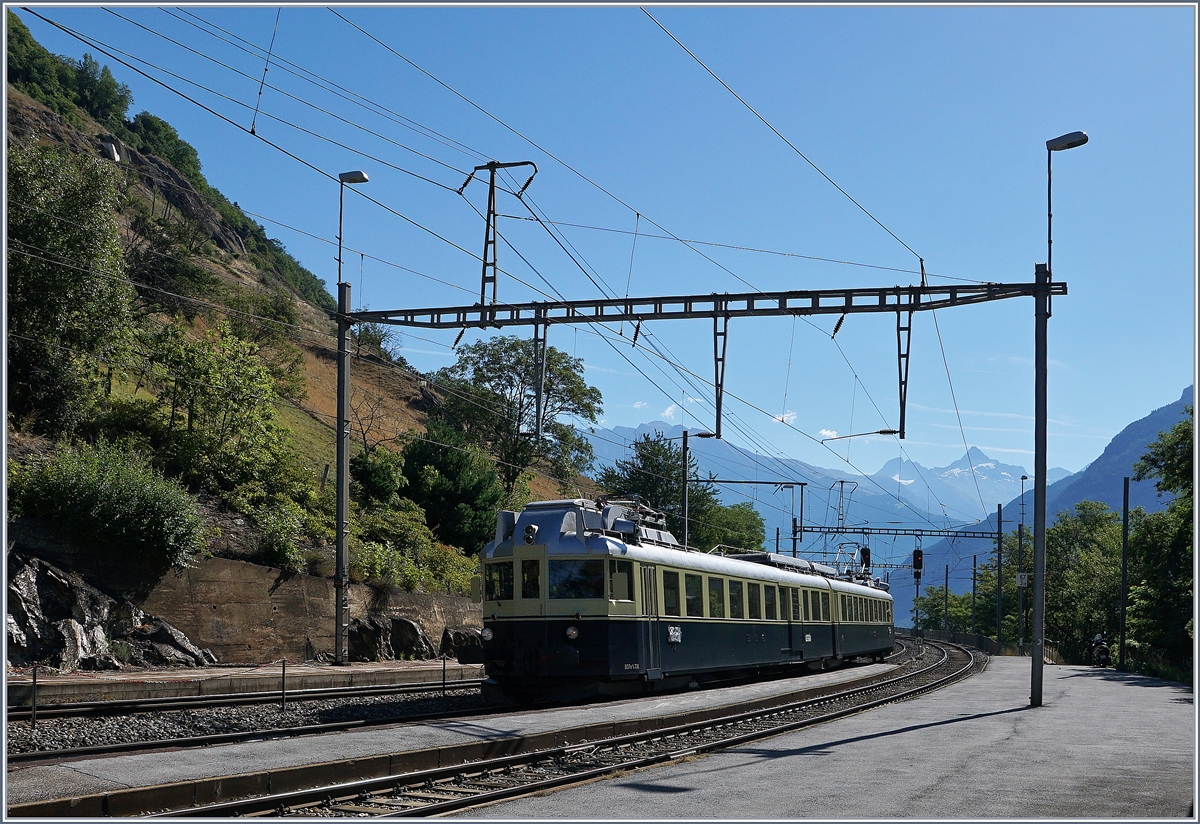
[1091,634,1111,667]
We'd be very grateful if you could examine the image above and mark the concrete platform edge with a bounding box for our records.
[6,665,896,817]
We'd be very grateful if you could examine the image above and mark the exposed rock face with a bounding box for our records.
[440,625,482,657]
[6,553,216,671]
[346,615,437,663]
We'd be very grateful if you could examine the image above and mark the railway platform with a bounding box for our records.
[6,659,899,814]
[6,655,1194,818]
[6,659,486,706]
[466,656,1197,819]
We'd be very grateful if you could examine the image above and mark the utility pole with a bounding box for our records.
[334,281,351,664]
[1119,476,1130,670]
[996,503,1003,645]
[1031,263,1051,707]
[943,564,949,631]
[971,554,977,633]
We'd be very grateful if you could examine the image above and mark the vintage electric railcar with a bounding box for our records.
[467,498,894,698]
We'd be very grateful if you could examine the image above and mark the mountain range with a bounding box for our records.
[584,385,1192,615]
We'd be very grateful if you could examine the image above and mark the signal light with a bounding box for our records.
[912,549,923,571]
[523,524,539,545]
[861,547,871,569]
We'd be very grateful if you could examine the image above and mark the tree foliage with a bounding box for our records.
[401,420,505,553]
[7,12,132,131]
[595,433,765,552]
[9,440,205,571]
[1126,406,1193,678]
[931,404,1193,683]
[432,336,602,495]
[7,141,134,435]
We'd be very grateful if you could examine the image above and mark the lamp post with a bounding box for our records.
[334,170,368,665]
[1032,132,1086,705]
[681,429,714,549]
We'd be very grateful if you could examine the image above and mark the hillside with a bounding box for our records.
[6,72,574,560]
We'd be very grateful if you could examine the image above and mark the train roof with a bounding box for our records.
[482,500,892,600]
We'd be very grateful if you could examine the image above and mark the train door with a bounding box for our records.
[786,587,801,654]
[640,565,662,679]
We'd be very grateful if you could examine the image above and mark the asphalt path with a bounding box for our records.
[457,657,1195,819]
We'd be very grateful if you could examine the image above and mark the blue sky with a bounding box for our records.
[15,5,1196,493]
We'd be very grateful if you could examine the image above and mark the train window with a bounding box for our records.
[857,598,864,623]
[729,581,744,619]
[708,577,725,618]
[821,592,830,622]
[685,574,703,617]
[800,590,809,622]
[764,586,777,621]
[521,560,540,599]
[560,511,577,535]
[747,583,761,620]
[840,595,848,622]
[485,562,514,601]
[873,600,879,622]
[609,560,633,601]
[548,560,604,599]
[662,571,681,617]
[791,588,801,622]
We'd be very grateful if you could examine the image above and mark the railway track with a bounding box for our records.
[163,640,979,818]
[7,678,487,721]
[6,682,520,766]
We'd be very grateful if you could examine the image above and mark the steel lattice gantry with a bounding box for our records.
[350,280,1066,440]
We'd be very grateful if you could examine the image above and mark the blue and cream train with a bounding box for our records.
[467,498,895,698]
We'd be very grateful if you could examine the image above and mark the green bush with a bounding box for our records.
[253,497,304,572]
[11,440,204,570]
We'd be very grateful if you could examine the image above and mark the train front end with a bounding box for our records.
[471,500,643,699]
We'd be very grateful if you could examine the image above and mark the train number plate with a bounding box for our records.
[667,625,682,644]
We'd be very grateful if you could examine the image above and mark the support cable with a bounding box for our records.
[642,8,922,262]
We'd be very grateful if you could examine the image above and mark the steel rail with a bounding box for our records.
[6,678,486,720]
[7,689,522,767]
[166,642,975,818]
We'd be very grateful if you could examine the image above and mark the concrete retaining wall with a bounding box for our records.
[139,557,481,664]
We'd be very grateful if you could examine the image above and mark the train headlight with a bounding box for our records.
[481,628,494,641]
[523,524,539,545]
[565,626,579,640]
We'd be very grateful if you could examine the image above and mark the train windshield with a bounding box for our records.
[548,559,605,599]
[485,562,514,600]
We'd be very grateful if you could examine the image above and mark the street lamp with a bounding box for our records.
[335,170,369,665]
[681,429,715,549]
[820,429,899,443]
[1032,132,1086,705]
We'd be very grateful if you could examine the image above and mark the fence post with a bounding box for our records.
[280,658,287,711]
[30,665,38,731]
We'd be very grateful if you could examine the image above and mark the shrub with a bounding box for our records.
[12,440,204,570]
[253,497,305,573]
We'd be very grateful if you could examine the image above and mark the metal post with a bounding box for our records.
[30,665,37,730]
[532,319,547,439]
[335,279,352,665]
[280,657,287,711]
[1017,523,1025,653]
[996,503,1003,644]
[971,554,977,633]
[1119,476,1130,670]
[682,429,690,550]
[943,564,949,631]
[775,526,780,553]
[1031,262,1050,706]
